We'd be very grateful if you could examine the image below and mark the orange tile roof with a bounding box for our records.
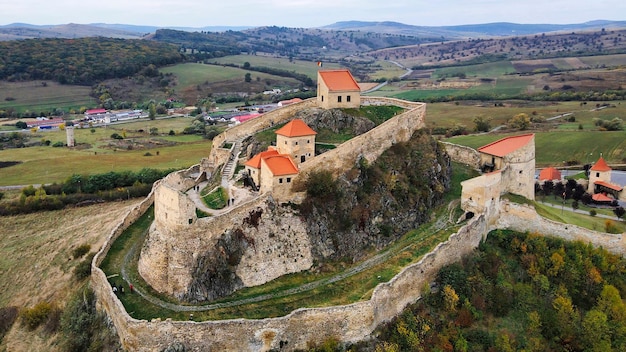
[244,149,279,169]
[538,167,562,181]
[275,119,317,137]
[477,134,534,157]
[263,155,299,176]
[595,180,623,192]
[318,69,360,91]
[592,193,614,202]
[590,156,612,171]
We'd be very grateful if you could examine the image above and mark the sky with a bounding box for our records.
[2,0,625,28]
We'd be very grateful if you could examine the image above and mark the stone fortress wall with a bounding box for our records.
[442,142,481,167]
[137,96,426,302]
[93,190,626,351]
[92,106,626,351]
[297,98,426,182]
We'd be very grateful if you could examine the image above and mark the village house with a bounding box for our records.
[588,156,625,201]
[316,69,361,109]
[538,167,562,182]
[244,119,317,198]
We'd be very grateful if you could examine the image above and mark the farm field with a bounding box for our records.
[161,62,301,88]
[448,130,626,166]
[209,55,341,79]
[0,117,214,186]
[0,81,96,113]
[425,100,626,129]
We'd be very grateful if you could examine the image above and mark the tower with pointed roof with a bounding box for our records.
[275,119,317,166]
[587,156,623,199]
[317,69,361,109]
[244,119,317,198]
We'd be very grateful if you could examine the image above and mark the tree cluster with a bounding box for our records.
[372,230,626,352]
[0,37,183,85]
[0,168,173,215]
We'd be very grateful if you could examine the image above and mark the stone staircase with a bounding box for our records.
[220,138,244,187]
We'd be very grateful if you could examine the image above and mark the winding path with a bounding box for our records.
[119,201,459,313]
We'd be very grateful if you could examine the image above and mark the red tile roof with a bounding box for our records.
[592,193,614,202]
[318,69,360,91]
[539,167,562,181]
[590,156,612,172]
[85,108,107,114]
[263,155,299,176]
[244,149,279,169]
[595,180,623,192]
[477,134,534,157]
[279,98,303,106]
[275,119,317,137]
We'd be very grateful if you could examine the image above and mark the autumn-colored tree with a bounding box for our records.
[443,285,459,313]
[508,113,531,130]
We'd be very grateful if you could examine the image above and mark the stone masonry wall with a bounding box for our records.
[442,142,481,167]
[296,98,426,184]
[94,189,626,351]
[94,195,489,351]
[137,193,315,300]
[495,200,626,255]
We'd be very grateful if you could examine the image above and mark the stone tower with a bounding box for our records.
[66,125,75,147]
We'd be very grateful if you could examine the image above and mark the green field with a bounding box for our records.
[0,81,96,113]
[209,55,342,79]
[448,130,626,166]
[161,62,301,88]
[432,60,517,79]
[0,117,213,186]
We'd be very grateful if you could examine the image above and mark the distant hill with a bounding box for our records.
[0,23,254,41]
[323,20,626,38]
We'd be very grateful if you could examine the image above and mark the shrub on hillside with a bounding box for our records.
[20,301,54,330]
[72,244,91,259]
[73,253,95,281]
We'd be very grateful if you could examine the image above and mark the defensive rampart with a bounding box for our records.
[495,200,626,255]
[93,189,626,351]
[93,192,489,351]
[442,142,481,167]
[297,98,426,181]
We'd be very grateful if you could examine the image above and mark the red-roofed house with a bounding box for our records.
[461,134,536,214]
[275,119,317,165]
[317,69,361,109]
[277,98,303,107]
[538,167,562,182]
[244,119,317,198]
[588,156,625,200]
[592,193,614,203]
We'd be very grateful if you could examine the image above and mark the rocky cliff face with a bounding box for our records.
[183,130,450,302]
[299,129,451,261]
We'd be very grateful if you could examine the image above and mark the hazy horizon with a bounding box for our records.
[2,0,625,29]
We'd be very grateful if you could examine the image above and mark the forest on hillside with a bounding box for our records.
[0,37,183,85]
[351,230,626,352]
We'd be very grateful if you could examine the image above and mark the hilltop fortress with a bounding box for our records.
[91,70,626,351]
[137,69,430,301]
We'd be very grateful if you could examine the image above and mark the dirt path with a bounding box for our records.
[119,200,459,313]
